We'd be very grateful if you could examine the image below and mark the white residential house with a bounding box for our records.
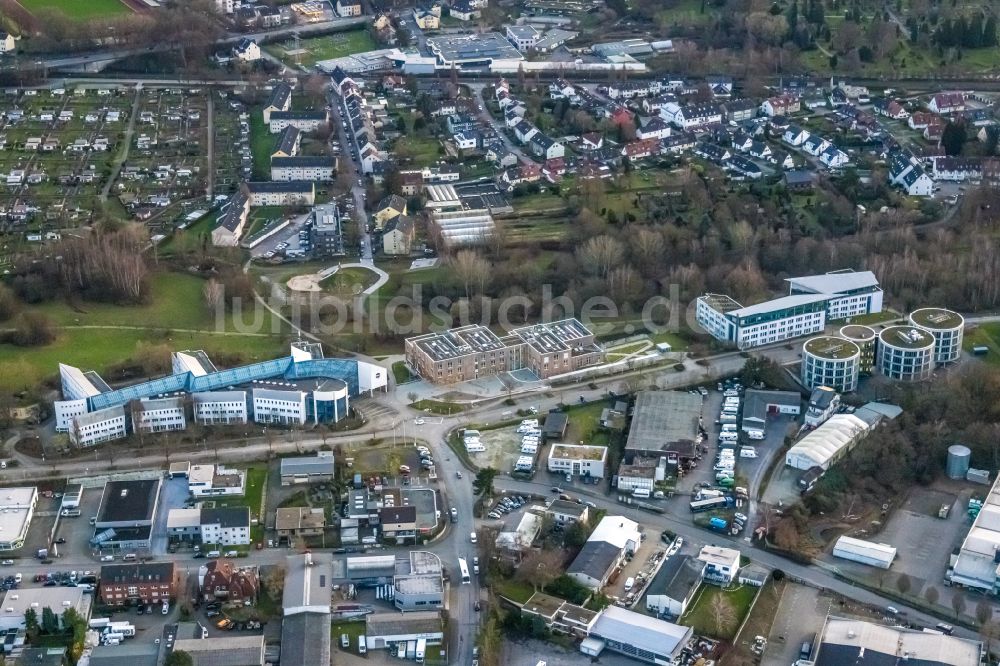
[336,0,362,16]
[233,38,261,62]
[660,102,722,130]
[801,135,831,156]
[636,117,671,141]
[0,33,15,53]
[820,146,849,169]
[513,120,538,144]
[697,545,741,585]
[782,126,810,147]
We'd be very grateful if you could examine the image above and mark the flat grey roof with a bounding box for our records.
[742,389,800,425]
[590,606,692,658]
[625,391,703,453]
[366,611,443,638]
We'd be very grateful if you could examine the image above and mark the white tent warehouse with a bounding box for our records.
[784,409,882,471]
[832,535,897,569]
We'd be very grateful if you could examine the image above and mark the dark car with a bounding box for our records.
[43,581,57,587]
[54,538,66,544]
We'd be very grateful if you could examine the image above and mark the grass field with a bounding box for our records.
[323,266,380,296]
[964,323,1000,364]
[20,0,129,20]
[0,271,290,392]
[214,466,268,523]
[249,113,272,181]
[0,327,288,392]
[682,583,758,640]
[265,30,377,68]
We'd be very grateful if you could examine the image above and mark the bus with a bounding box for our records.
[689,496,731,513]
[458,557,471,584]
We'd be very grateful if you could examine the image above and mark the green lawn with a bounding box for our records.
[392,361,413,384]
[964,323,1000,364]
[323,266,380,296]
[332,620,367,654]
[20,0,129,20]
[214,466,268,523]
[0,328,288,393]
[495,579,535,604]
[681,583,758,640]
[561,402,610,446]
[250,113,272,181]
[410,399,467,415]
[264,30,377,68]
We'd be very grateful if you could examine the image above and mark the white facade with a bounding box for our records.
[201,517,251,546]
[909,308,964,365]
[697,546,740,585]
[0,487,37,551]
[268,116,327,134]
[801,337,860,393]
[832,535,896,569]
[270,163,335,182]
[547,444,607,479]
[336,0,362,16]
[71,405,128,447]
[54,398,88,432]
[252,388,308,425]
[189,464,246,498]
[193,391,248,425]
[136,397,187,433]
[877,326,936,381]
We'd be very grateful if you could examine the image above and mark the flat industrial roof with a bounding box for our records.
[590,605,692,658]
[816,616,981,666]
[97,479,160,524]
[427,32,524,64]
[626,391,703,452]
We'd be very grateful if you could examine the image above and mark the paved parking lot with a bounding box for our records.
[831,483,971,589]
[606,532,668,605]
[53,489,104,561]
[762,583,833,666]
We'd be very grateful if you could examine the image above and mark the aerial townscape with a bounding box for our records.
[1,0,1000,665]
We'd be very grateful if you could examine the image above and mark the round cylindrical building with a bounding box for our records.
[877,326,936,381]
[947,444,971,480]
[839,325,877,376]
[909,308,964,365]
[801,336,861,392]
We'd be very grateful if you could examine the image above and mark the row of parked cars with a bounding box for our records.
[487,494,527,520]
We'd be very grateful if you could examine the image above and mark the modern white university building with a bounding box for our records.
[55,342,386,446]
[696,270,883,349]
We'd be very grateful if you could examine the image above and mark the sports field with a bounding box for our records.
[18,0,130,20]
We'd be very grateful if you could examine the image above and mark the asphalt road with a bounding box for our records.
[327,89,373,264]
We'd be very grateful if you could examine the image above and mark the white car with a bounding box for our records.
[414,417,425,425]
[747,430,765,440]
[734,512,748,523]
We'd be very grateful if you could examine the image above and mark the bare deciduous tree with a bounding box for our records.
[709,594,737,637]
[450,250,490,299]
[576,235,625,279]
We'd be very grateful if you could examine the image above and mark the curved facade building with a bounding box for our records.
[801,336,861,392]
[839,325,877,376]
[877,326,936,381]
[909,308,964,364]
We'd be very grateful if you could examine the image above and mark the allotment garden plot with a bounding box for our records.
[0,87,133,229]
